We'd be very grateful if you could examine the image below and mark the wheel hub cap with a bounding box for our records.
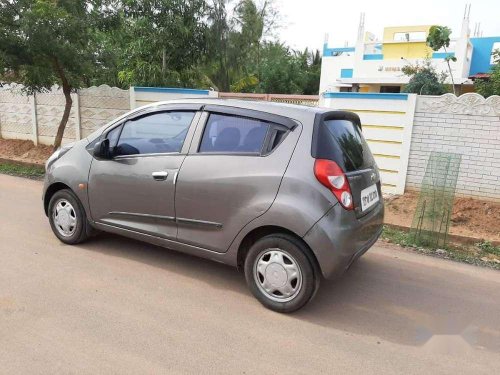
[53,199,77,237]
[254,248,303,302]
[58,210,70,227]
[265,263,287,288]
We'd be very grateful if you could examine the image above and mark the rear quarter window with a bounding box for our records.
[199,114,269,153]
[198,113,290,155]
[312,113,375,172]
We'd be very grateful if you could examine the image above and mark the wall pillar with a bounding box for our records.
[129,86,136,110]
[29,94,38,146]
[73,92,81,140]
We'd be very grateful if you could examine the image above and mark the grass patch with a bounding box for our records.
[476,241,500,257]
[0,163,45,179]
[382,225,500,270]
[381,226,416,247]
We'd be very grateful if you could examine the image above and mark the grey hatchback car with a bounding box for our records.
[43,99,384,313]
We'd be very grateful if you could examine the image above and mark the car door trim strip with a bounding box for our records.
[175,217,223,229]
[108,211,222,229]
[109,211,175,222]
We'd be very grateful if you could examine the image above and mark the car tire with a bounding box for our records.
[244,233,319,313]
[48,189,90,245]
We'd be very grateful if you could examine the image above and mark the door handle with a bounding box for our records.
[152,171,169,181]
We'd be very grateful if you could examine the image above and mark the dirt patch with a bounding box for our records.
[0,138,52,165]
[385,190,500,243]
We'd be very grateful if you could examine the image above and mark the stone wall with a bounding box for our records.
[407,93,500,201]
[0,84,129,145]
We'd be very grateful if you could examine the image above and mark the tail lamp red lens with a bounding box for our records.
[314,159,353,210]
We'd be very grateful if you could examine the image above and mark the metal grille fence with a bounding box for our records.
[410,151,462,248]
[219,92,319,106]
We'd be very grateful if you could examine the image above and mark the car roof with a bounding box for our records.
[139,98,330,123]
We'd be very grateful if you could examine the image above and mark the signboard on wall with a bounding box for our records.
[378,66,402,72]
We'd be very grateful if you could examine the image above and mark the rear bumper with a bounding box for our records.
[303,201,384,279]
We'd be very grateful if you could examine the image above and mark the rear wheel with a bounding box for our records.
[244,234,319,313]
[48,189,90,244]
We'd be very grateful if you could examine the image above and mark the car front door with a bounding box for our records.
[174,106,300,253]
[88,106,201,240]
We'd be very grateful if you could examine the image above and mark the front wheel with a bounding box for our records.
[48,189,90,244]
[244,234,319,313]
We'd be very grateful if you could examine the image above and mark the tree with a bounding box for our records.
[203,0,231,91]
[474,49,500,97]
[89,5,129,88]
[402,59,449,95]
[296,48,321,95]
[1,0,321,126]
[0,0,116,150]
[117,0,208,88]
[426,25,457,95]
[256,42,301,93]
[204,0,279,91]
[252,43,320,94]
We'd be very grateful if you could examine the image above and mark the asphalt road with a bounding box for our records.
[1,173,500,374]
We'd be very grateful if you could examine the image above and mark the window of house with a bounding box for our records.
[393,31,426,42]
[491,42,500,64]
[380,86,401,93]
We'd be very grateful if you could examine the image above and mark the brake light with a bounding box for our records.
[314,159,353,210]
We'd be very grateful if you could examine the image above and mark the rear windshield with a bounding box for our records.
[312,114,375,172]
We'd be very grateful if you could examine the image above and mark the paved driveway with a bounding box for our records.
[1,174,499,374]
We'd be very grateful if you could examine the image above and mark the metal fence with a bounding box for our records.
[219,92,319,106]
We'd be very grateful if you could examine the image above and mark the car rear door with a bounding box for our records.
[174,106,300,253]
[88,105,201,239]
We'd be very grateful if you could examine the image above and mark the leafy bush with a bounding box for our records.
[402,60,449,95]
[474,50,500,98]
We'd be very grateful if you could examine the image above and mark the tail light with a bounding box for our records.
[314,159,353,210]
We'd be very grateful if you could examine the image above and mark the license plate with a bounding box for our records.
[360,184,379,211]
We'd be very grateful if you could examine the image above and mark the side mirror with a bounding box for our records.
[93,139,112,159]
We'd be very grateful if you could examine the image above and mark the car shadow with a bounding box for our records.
[76,233,500,352]
[76,232,249,294]
[296,255,500,352]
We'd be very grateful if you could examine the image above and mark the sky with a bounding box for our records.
[275,0,500,52]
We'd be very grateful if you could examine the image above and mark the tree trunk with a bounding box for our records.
[162,48,166,76]
[444,46,456,96]
[52,57,73,151]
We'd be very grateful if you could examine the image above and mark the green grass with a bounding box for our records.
[381,226,416,247]
[0,163,45,179]
[382,225,500,270]
[476,241,500,257]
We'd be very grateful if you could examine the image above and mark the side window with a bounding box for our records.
[114,111,195,156]
[199,114,270,154]
[106,125,122,148]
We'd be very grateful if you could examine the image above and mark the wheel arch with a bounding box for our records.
[43,182,73,216]
[236,225,322,278]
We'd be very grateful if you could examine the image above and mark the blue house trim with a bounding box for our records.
[432,52,455,59]
[134,87,210,95]
[323,44,356,56]
[340,69,354,78]
[363,54,384,60]
[323,92,409,101]
[470,36,500,75]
